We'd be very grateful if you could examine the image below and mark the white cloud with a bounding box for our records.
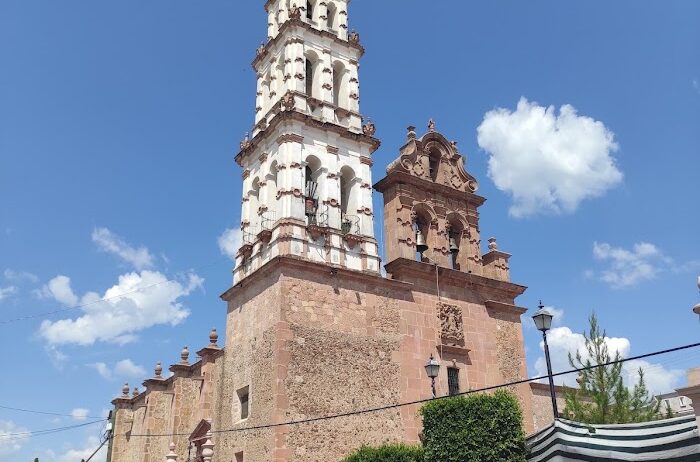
[39,270,202,346]
[70,408,89,421]
[90,362,113,380]
[37,275,79,306]
[52,436,107,462]
[0,286,17,302]
[114,359,147,378]
[0,420,29,457]
[534,325,682,395]
[477,97,623,218]
[3,269,38,283]
[218,228,242,260]
[92,227,155,270]
[592,241,671,288]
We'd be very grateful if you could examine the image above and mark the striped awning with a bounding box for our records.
[527,415,700,461]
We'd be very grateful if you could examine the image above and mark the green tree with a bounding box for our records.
[563,314,660,424]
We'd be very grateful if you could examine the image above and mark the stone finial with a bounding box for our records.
[693,276,700,317]
[488,237,498,251]
[121,383,130,397]
[180,346,190,365]
[348,30,360,44]
[240,132,251,151]
[362,120,376,137]
[132,387,139,398]
[155,362,163,378]
[166,442,177,462]
[256,41,265,57]
[209,328,219,347]
[289,3,301,20]
[428,119,436,132]
[201,431,215,462]
[407,126,417,140]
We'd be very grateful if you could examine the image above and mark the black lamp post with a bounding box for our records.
[532,302,558,418]
[424,354,440,398]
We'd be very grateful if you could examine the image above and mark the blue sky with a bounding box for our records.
[1,1,699,459]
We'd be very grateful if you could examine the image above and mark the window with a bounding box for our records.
[237,386,250,420]
[326,2,337,30]
[679,397,686,407]
[448,367,460,396]
[305,59,314,97]
[306,0,313,21]
[429,151,440,182]
[235,452,244,462]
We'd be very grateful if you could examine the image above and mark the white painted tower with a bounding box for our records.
[234,0,381,282]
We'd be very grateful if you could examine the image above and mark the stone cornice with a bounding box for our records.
[484,300,527,316]
[383,258,527,298]
[220,255,413,302]
[373,171,487,207]
[236,109,380,167]
[252,19,363,70]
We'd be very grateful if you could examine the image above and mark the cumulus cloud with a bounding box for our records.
[92,227,155,270]
[477,97,623,217]
[218,228,242,260]
[591,241,671,288]
[534,325,682,395]
[0,286,17,302]
[70,408,89,421]
[91,359,147,380]
[0,420,29,457]
[39,270,202,346]
[37,275,79,306]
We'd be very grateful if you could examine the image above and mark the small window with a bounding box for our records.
[235,452,244,462]
[448,367,460,396]
[237,386,250,420]
[306,0,313,21]
[679,397,686,407]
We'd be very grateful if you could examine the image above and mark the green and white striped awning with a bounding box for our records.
[527,415,700,461]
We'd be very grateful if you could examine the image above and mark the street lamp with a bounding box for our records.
[424,354,440,398]
[533,302,559,418]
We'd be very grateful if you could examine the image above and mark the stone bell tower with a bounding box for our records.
[234,0,381,283]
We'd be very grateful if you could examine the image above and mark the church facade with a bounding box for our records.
[107,2,543,461]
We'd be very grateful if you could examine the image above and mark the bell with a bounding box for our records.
[449,236,459,254]
[416,231,428,253]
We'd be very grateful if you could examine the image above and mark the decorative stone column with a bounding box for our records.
[165,442,177,462]
[201,431,215,462]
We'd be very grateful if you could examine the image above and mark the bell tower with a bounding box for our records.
[234,0,381,283]
[375,121,512,282]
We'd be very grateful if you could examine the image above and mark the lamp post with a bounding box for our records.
[424,354,440,398]
[532,302,558,418]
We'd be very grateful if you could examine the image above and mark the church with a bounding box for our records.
[108,2,554,461]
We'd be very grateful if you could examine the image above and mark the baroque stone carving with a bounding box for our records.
[281,92,296,111]
[362,120,376,137]
[438,302,464,343]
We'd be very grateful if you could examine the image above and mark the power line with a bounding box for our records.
[0,404,104,420]
[0,419,106,441]
[123,340,700,439]
[84,434,111,462]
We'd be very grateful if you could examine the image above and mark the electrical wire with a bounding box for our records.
[0,404,104,420]
[122,340,700,438]
[0,419,106,441]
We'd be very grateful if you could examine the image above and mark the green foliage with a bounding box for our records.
[420,390,527,462]
[342,444,424,462]
[563,313,660,424]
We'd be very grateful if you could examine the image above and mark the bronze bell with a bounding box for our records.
[449,236,459,254]
[416,231,428,253]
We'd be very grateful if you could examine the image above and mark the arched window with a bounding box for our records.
[267,161,279,218]
[261,73,272,114]
[326,2,337,30]
[332,61,345,107]
[306,0,314,21]
[305,58,314,97]
[249,177,261,231]
[339,165,356,216]
[447,217,464,270]
[304,156,323,224]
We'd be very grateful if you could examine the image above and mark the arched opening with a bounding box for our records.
[267,161,279,219]
[428,147,441,182]
[305,58,314,97]
[414,209,431,262]
[306,0,314,21]
[446,217,464,270]
[304,155,322,224]
[340,165,356,215]
[261,73,272,115]
[249,177,261,231]
[326,2,337,30]
[332,61,346,107]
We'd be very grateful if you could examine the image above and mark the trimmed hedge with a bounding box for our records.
[420,390,527,462]
[342,444,424,462]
